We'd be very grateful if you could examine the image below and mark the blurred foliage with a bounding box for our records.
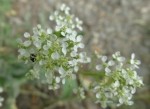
[0,0,29,108]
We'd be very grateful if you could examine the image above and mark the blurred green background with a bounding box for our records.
[0,0,150,109]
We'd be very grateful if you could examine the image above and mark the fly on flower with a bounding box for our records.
[30,54,36,62]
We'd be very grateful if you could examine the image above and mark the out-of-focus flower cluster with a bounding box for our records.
[18,4,90,90]
[93,51,143,108]
[0,87,4,107]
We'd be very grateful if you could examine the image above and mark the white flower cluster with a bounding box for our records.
[0,87,4,107]
[93,52,143,108]
[18,4,90,90]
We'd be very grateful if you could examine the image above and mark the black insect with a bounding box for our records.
[30,54,36,62]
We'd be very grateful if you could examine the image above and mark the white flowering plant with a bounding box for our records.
[18,4,143,108]
[92,51,143,108]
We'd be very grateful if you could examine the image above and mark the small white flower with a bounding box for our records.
[101,56,107,62]
[33,40,41,49]
[59,15,63,20]
[61,31,66,36]
[60,4,66,11]
[119,98,124,104]
[117,57,125,62]
[47,28,52,34]
[105,67,111,74]
[24,32,30,38]
[68,59,77,66]
[62,78,66,84]
[59,67,66,75]
[55,77,60,83]
[70,51,77,57]
[43,45,48,50]
[65,7,70,15]
[74,66,79,72]
[78,43,84,48]
[55,26,61,31]
[96,65,102,71]
[113,80,120,88]
[51,51,60,60]
[23,40,31,47]
[18,49,30,57]
[131,87,136,94]
[108,60,115,66]
[62,47,67,55]
[66,28,72,34]
[47,40,52,47]
[128,101,134,105]
[77,25,83,31]
[76,35,82,42]
[96,93,101,98]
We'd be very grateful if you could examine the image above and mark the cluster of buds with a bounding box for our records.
[18,4,90,90]
[0,87,4,107]
[93,52,143,108]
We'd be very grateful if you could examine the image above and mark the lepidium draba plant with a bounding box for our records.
[92,52,143,108]
[18,4,143,108]
[18,4,90,89]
